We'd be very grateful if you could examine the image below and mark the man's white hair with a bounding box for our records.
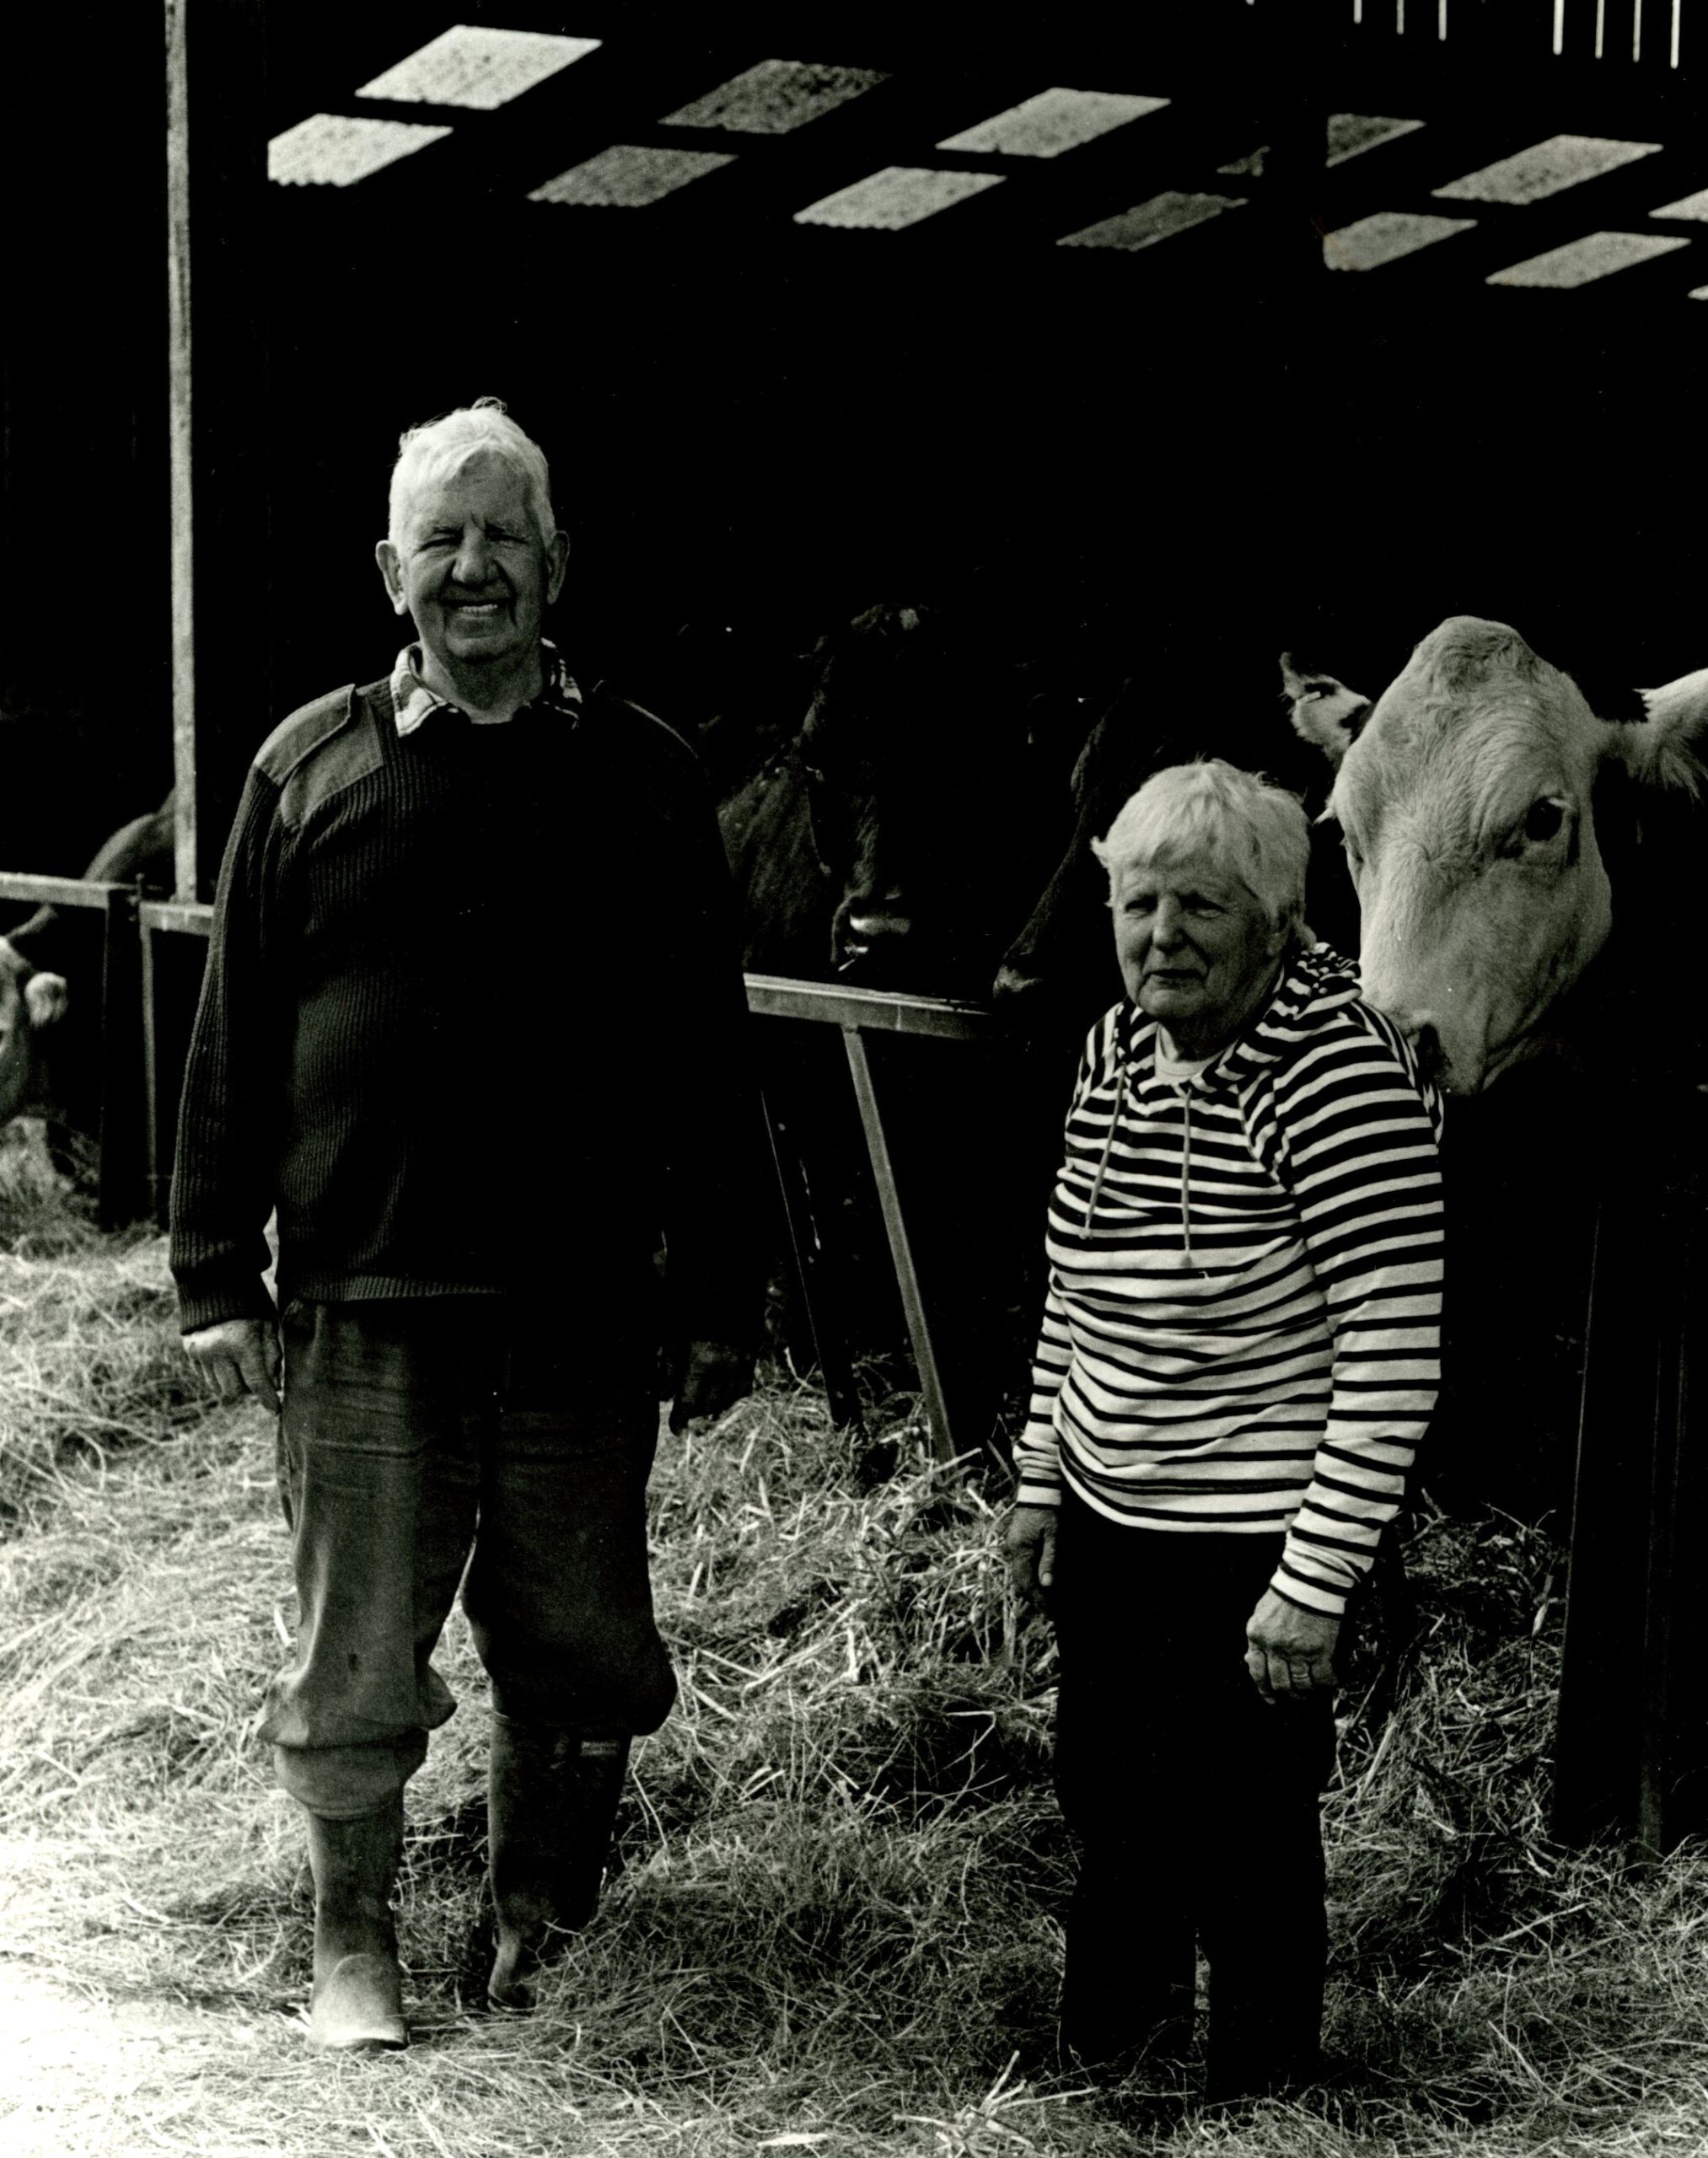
[1092,759,1310,931]
[387,396,556,549]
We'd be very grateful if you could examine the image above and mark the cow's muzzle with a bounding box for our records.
[834,899,914,974]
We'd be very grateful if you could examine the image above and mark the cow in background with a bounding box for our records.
[721,599,1105,994]
[0,793,174,1161]
[717,599,1108,1435]
[992,661,1356,1046]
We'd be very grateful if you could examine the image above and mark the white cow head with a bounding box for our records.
[1282,617,1708,1094]
[0,938,67,1126]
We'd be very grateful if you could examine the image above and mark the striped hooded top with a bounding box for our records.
[1015,942,1445,1618]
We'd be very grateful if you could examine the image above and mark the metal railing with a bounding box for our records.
[58,903,997,1465]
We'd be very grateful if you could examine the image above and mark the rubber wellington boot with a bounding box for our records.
[486,1715,630,2012]
[304,1801,407,2053]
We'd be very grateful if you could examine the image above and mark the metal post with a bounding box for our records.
[760,1089,865,1431]
[139,912,164,1226]
[94,883,145,1227]
[841,1024,958,1465]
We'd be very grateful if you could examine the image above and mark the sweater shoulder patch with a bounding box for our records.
[254,683,386,830]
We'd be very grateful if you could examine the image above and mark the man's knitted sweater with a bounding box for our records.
[170,673,762,1344]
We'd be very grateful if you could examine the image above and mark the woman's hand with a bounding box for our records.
[1005,1504,1060,1610]
[1245,1588,1340,1704]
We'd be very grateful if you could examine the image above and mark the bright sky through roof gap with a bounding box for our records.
[936,87,1168,158]
[1323,209,1475,270]
[1327,114,1424,165]
[1058,191,1242,252]
[661,60,889,132]
[1653,188,1708,219]
[268,114,452,186]
[356,26,599,110]
[1488,230,1688,287]
[1435,135,1661,205]
[529,145,736,207]
[794,167,1005,229]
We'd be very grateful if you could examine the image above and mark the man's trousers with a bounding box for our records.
[259,1294,676,1819]
[1050,1495,1337,2098]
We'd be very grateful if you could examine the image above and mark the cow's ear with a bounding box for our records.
[1608,668,1708,794]
[23,971,68,1028]
[1280,654,1372,769]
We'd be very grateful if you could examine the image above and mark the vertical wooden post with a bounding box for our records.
[166,0,196,904]
[1554,1194,1652,1842]
[163,0,270,903]
[1556,1086,1708,1855]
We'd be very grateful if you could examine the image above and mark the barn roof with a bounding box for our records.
[261,2,1708,306]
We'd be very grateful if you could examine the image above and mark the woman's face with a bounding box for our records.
[1110,851,1288,1053]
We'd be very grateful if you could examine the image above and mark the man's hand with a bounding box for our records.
[669,1339,754,1433]
[1005,1504,1060,1611]
[183,1317,281,1415]
[1245,1588,1340,1704]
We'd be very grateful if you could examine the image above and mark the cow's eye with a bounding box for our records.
[1523,799,1566,846]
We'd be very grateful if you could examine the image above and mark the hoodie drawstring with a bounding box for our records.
[1082,1087,1122,1232]
[1081,1039,1197,1270]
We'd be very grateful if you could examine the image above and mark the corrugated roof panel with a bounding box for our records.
[1435,134,1662,205]
[662,59,889,133]
[793,166,1005,229]
[529,144,737,207]
[1488,229,1689,287]
[935,86,1168,158]
[1058,191,1242,252]
[1324,209,1476,270]
[1652,187,1708,219]
[356,26,599,110]
[269,114,453,188]
[1326,114,1425,166]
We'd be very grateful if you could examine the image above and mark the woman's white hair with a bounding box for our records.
[1092,759,1310,931]
[387,397,556,549]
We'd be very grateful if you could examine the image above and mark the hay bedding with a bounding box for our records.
[5,1134,1708,2155]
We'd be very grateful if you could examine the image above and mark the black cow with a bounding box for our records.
[715,603,1107,1437]
[992,668,1356,1041]
[805,601,1101,990]
[0,793,174,1159]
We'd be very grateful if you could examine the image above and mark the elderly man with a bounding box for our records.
[1007,760,1443,2103]
[172,399,761,2052]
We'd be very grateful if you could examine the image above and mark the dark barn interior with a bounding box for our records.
[4,0,1708,1842]
[5,1,1707,872]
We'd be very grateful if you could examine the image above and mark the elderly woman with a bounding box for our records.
[1007,758,1443,2102]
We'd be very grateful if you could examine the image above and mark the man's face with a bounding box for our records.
[376,453,567,679]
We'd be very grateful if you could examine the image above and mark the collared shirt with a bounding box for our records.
[389,638,583,736]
